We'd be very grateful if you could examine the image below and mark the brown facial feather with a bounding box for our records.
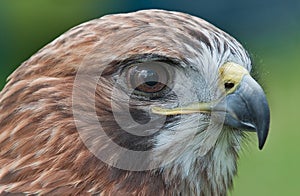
[0,10,252,195]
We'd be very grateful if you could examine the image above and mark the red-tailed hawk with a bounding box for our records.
[0,10,270,195]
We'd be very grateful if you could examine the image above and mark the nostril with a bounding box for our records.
[224,82,235,90]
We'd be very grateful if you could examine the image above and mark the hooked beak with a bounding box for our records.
[214,74,270,149]
[151,72,270,149]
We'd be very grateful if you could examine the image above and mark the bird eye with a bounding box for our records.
[126,62,172,98]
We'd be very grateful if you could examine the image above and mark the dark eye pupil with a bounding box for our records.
[137,69,162,89]
[145,81,158,87]
[132,68,166,93]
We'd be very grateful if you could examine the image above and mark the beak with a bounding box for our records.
[151,74,270,149]
[214,75,270,149]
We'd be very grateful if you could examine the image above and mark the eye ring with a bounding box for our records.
[125,61,173,98]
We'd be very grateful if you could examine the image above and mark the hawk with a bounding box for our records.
[0,10,270,195]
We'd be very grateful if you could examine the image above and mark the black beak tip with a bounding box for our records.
[257,112,270,150]
[258,141,265,150]
[258,129,269,150]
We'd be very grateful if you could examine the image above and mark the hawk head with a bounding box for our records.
[0,10,270,195]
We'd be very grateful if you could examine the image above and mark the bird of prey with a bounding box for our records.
[0,10,270,195]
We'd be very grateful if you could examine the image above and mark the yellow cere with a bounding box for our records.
[219,62,249,94]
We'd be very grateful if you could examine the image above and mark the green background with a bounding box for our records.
[0,1,299,195]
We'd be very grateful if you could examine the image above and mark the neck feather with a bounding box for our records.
[159,128,242,195]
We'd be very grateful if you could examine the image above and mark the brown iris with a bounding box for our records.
[127,62,171,97]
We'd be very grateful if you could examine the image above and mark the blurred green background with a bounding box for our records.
[0,1,299,195]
